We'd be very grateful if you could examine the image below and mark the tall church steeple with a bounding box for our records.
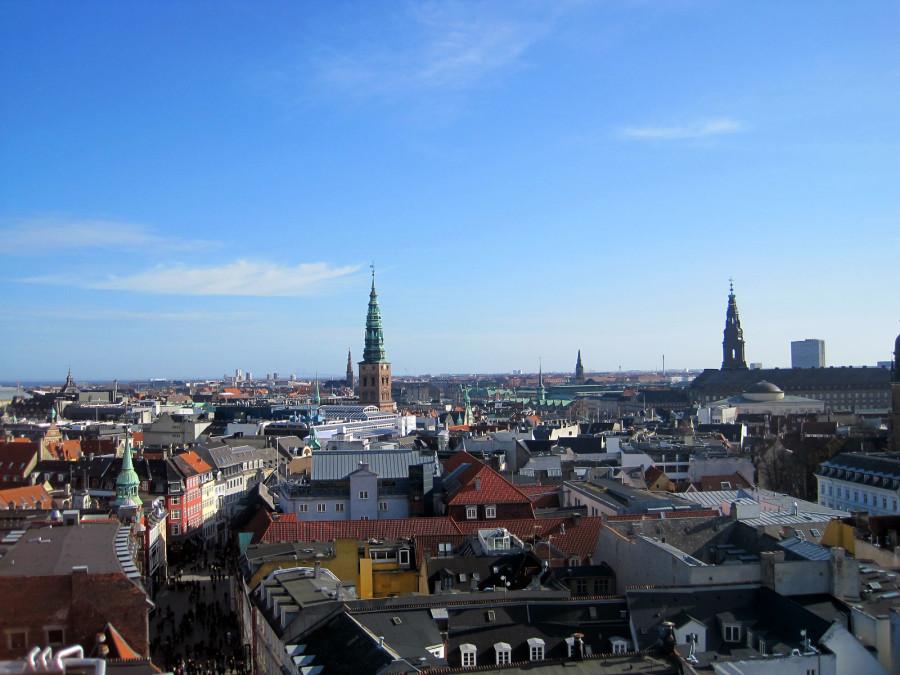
[538,359,546,404]
[358,267,395,412]
[363,268,386,363]
[721,280,749,370]
[346,348,354,390]
[574,350,585,384]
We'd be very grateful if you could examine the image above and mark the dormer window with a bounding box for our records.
[494,642,511,665]
[528,637,545,661]
[723,624,741,642]
[485,504,497,519]
[610,637,630,654]
[460,643,477,667]
[466,505,477,520]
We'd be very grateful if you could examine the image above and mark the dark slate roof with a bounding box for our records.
[567,479,702,515]
[521,439,554,455]
[557,436,605,454]
[445,599,631,665]
[817,452,900,485]
[297,611,394,674]
[627,585,832,653]
[353,609,445,665]
[691,366,890,393]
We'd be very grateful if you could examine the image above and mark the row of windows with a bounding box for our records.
[466,505,497,519]
[5,627,65,650]
[359,376,390,387]
[465,636,629,666]
[820,481,899,512]
[572,578,611,595]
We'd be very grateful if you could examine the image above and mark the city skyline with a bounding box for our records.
[2,2,899,379]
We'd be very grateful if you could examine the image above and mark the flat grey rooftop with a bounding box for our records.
[0,521,122,576]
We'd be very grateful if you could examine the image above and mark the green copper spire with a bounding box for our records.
[313,373,321,406]
[363,266,387,363]
[461,385,474,426]
[115,432,143,508]
[306,425,321,451]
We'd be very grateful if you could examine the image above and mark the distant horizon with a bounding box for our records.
[4,360,895,389]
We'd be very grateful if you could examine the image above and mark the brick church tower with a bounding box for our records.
[358,268,395,412]
[722,280,749,371]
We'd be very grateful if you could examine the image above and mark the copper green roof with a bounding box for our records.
[362,268,387,363]
[115,436,143,507]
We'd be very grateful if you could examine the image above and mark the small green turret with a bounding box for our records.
[115,432,143,508]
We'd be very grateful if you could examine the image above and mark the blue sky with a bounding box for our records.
[1,1,899,381]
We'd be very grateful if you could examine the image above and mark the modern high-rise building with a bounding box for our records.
[721,281,748,370]
[791,339,826,368]
[358,269,395,412]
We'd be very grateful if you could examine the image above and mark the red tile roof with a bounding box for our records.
[455,515,604,563]
[544,516,603,563]
[0,484,52,510]
[444,452,532,507]
[172,450,212,476]
[257,514,463,545]
[47,439,82,461]
[252,510,605,568]
[0,442,39,464]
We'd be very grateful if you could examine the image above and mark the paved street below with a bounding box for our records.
[150,543,247,675]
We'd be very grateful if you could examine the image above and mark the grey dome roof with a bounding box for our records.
[746,380,783,394]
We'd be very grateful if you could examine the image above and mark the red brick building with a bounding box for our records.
[170,451,208,538]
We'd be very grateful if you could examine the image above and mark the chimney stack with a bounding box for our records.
[474,475,482,491]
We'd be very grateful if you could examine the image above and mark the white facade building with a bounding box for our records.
[816,452,900,515]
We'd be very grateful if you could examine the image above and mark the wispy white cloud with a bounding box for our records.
[3,308,258,322]
[21,260,360,297]
[313,2,564,96]
[0,218,215,252]
[620,117,744,141]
